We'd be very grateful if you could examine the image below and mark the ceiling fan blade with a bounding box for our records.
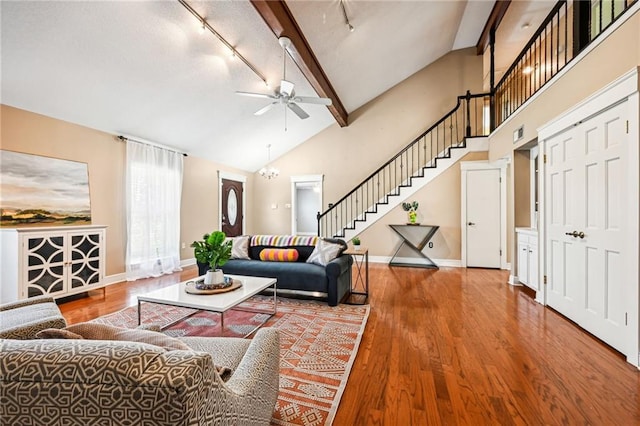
[280,80,295,97]
[236,91,275,100]
[292,96,332,106]
[287,103,310,120]
[254,103,276,116]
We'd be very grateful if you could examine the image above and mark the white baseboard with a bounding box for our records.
[181,257,196,268]
[508,275,522,286]
[369,256,462,268]
[104,258,197,287]
[104,272,126,286]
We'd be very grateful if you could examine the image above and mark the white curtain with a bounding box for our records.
[125,140,183,281]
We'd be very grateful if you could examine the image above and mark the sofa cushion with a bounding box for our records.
[37,323,191,351]
[306,239,345,266]
[0,301,67,340]
[222,259,328,292]
[259,248,299,262]
[229,236,250,259]
[36,328,84,339]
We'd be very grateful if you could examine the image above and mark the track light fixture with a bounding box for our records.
[340,0,355,33]
[178,0,269,87]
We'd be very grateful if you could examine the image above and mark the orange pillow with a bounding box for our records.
[259,248,299,262]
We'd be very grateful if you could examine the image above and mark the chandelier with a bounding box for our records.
[259,144,279,179]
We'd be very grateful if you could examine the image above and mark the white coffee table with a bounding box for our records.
[137,274,277,337]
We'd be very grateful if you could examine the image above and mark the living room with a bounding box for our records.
[2,1,640,425]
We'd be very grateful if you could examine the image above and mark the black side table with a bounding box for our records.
[343,246,369,305]
[388,224,440,269]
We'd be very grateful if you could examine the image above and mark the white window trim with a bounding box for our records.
[291,175,324,235]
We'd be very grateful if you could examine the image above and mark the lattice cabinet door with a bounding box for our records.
[0,225,107,302]
[22,232,67,299]
[67,230,104,293]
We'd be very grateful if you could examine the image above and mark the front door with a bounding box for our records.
[545,101,628,354]
[465,168,501,268]
[221,178,243,237]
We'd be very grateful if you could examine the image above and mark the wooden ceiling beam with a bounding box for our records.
[476,0,512,55]
[250,0,349,127]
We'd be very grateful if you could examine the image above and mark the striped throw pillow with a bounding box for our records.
[251,235,318,247]
[259,248,299,262]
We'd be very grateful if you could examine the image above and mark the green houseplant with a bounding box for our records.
[351,236,361,249]
[191,231,232,284]
[402,201,419,224]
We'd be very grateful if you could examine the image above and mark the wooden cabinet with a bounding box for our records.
[1,225,106,303]
[516,228,538,290]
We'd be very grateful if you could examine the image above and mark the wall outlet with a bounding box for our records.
[285,203,291,209]
[181,242,186,249]
[271,203,278,209]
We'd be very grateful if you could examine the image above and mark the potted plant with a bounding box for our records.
[402,201,419,224]
[191,231,232,285]
[351,236,361,250]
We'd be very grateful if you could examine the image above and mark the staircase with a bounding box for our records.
[317,91,490,239]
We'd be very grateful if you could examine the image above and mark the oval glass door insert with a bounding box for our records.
[227,188,238,226]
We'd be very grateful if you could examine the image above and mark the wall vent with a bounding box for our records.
[513,125,524,143]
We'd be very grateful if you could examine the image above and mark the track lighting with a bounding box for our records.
[340,1,355,33]
[178,0,268,86]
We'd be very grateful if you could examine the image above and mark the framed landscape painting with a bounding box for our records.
[0,150,91,227]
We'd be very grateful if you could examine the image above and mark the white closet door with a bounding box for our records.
[465,168,501,268]
[546,101,628,354]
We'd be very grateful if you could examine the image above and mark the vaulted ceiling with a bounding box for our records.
[1,1,496,171]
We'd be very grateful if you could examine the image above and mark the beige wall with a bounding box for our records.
[252,48,485,258]
[513,149,531,228]
[0,105,252,277]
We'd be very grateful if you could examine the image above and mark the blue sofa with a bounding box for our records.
[199,236,352,306]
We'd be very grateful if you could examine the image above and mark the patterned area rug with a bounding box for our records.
[92,296,370,425]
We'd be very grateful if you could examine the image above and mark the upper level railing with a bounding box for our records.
[317,92,490,238]
[317,0,638,239]
[494,0,638,128]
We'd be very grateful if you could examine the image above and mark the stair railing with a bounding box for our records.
[318,91,490,238]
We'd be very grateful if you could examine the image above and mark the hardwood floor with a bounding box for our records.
[58,265,640,425]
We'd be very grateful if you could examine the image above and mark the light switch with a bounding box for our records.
[271,203,278,209]
[285,203,291,209]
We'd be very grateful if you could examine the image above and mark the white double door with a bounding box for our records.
[545,101,629,354]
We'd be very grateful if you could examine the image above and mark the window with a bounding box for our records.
[125,141,183,280]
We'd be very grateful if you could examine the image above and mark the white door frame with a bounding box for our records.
[217,171,247,234]
[537,67,639,366]
[461,160,508,269]
[291,174,323,235]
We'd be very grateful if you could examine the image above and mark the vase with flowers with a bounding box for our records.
[402,201,419,224]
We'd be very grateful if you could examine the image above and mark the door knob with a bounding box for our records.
[468,222,476,226]
[565,230,585,239]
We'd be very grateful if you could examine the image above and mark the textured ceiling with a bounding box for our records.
[1,1,494,171]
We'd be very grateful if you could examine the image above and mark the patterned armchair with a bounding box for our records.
[0,296,66,339]
[0,328,280,425]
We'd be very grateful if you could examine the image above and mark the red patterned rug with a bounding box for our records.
[92,296,370,425]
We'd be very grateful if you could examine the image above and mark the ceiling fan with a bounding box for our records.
[236,37,332,125]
